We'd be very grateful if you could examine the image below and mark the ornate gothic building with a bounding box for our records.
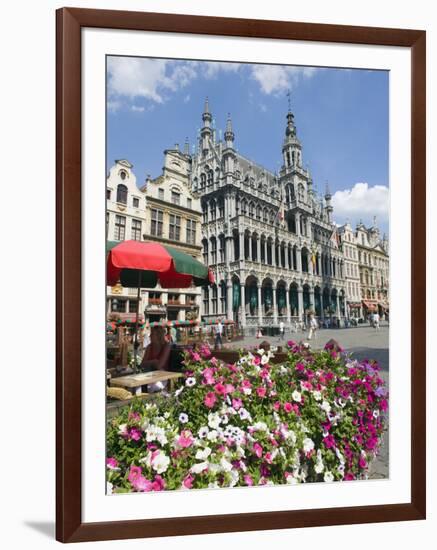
[190,99,349,331]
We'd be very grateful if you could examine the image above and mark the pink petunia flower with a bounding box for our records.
[204,392,217,408]
[152,475,166,491]
[244,474,254,486]
[106,457,119,469]
[132,475,154,492]
[256,387,267,398]
[128,465,143,483]
[183,474,194,489]
[253,442,263,458]
[214,382,226,395]
[232,398,243,410]
[176,430,194,448]
[283,402,293,413]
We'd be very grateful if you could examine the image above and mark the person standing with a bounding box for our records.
[214,318,223,349]
[278,320,285,341]
[373,311,380,330]
[308,313,318,340]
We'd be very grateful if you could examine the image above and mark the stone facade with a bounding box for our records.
[338,222,362,319]
[356,219,390,318]
[190,99,348,331]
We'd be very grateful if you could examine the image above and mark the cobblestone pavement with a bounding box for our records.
[222,323,390,479]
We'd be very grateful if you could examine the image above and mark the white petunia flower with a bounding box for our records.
[252,421,268,432]
[118,423,127,435]
[151,450,170,474]
[324,471,334,483]
[373,410,380,419]
[190,461,209,474]
[303,438,315,453]
[321,400,331,413]
[315,461,325,474]
[220,457,233,472]
[198,426,209,439]
[312,390,322,401]
[185,377,196,387]
[207,430,219,442]
[292,390,302,402]
[261,354,269,365]
[174,387,184,397]
[195,447,212,460]
[179,413,189,424]
[208,412,221,430]
[239,408,251,421]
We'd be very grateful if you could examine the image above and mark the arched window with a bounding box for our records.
[241,199,247,215]
[210,200,217,221]
[249,202,254,218]
[207,169,214,186]
[263,208,268,222]
[218,198,224,218]
[269,210,275,224]
[286,151,291,166]
[116,184,128,204]
[256,205,262,220]
[298,183,305,203]
[200,173,206,190]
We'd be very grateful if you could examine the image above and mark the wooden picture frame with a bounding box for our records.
[56,7,426,542]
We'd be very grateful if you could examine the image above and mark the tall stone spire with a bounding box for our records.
[282,91,302,171]
[224,113,235,148]
[200,97,213,155]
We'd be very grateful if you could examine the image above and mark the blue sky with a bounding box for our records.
[107,56,389,235]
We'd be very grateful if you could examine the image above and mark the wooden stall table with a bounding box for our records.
[109,370,183,396]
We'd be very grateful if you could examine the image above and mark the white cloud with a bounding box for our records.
[331,182,389,225]
[202,61,240,78]
[131,105,145,113]
[107,57,319,108]
[250,65,318,95]
[183,94,191,103]
[107,57,197,105]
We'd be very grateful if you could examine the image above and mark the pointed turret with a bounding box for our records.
[224,113,235,149]
[324,182,333,224]
[282,92,302,171]
[200,97,213,156]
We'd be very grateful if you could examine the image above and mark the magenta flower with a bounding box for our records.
[204,392,217,408]
[256,387,267,398]
[128,465,143,483]
[232,398,243,410]
[323,434,336,449]
[273,401,281,411]
[244,474,254,486]
[152,475,166,491]
[177,430,194,448]
[183,474,194,489]
[192,352,201,362]
[132,475,154,492]
[252,355,261,366]
[283,402,293,413]
[129,428,142,441]
[253,442,263,458]
[106,457,119,469]
[214,382,226,395]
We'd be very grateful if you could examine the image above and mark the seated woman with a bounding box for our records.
[139,326,171,372]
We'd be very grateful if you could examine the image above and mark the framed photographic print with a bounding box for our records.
[56,7,426,543]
